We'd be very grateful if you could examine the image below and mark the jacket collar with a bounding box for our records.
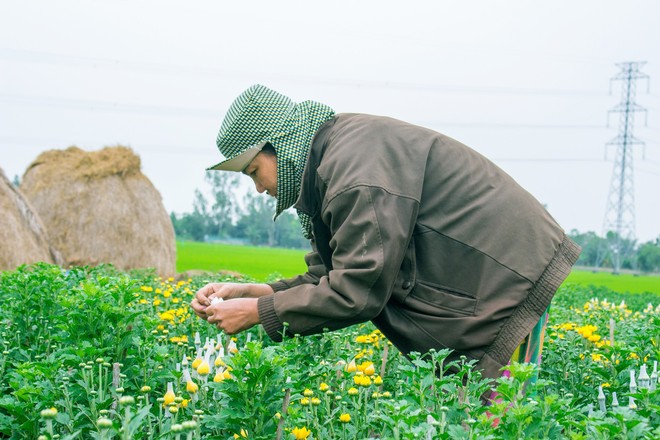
[294,116,337,218]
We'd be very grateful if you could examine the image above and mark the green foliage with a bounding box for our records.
[637,241,660,273]
[204,343,288,438]
[0,264,658,439]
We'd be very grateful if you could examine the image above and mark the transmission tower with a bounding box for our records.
[602,61,649,274]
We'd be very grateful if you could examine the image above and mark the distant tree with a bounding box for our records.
[192,189,212,237]
[236,193,277,246]
[170,190,212,241]
[568,230,608,267]
[274,211,311,249]
[205,171,240,238]
[637,241,660,273]
[170,211,206,241]
[12,174,20,187]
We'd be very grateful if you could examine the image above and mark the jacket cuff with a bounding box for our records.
[257,295,284,342]
[267,281,289,292]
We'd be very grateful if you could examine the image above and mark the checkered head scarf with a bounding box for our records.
[209,84,335,238]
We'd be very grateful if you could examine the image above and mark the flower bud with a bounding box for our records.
[40,408,58,419]
[119,396,135,406]
[97,417,113,429]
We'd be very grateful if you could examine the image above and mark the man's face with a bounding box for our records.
[243,151,278,197]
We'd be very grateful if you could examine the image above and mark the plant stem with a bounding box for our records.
[123,406,131,440]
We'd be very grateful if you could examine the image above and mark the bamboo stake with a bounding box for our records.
[379,343,389,392]
[275,383,292,440]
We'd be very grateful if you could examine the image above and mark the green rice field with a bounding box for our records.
[176,241,308,281]
[565,269,660,295]
[176,241,660,294]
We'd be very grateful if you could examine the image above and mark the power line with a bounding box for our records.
[637,167,660,177]
[0,135,213,156]
[492,157,605,163]
[425,121,605,130]
[0,93,219,118]
[0,93,612,130]
[0,47,611,97]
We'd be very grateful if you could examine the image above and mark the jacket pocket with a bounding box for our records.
[406,281,477,317]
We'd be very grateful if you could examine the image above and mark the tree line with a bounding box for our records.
[568,230,660,273]
[170,172,309,249]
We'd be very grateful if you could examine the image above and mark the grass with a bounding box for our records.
[176,240,307,281]
[176,241,660,294]
[565,269,660,294]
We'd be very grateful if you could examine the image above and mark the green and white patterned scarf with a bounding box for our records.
[211,84,335,238]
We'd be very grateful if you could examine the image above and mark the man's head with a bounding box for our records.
[208,84,335,227]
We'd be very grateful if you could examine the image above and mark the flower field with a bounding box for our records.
[0,264,658,439]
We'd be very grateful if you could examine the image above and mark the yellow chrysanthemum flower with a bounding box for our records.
[291,427,311,439]
[339,413,351,423]
[197,359,210,376]
[192,353,203,370]
[353,374,372,386]
[186,380,198,394]
[163,383,176,406]
[159,311,175,321]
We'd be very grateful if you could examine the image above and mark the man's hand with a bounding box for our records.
[190,282,273,321]
[206,298,260,334]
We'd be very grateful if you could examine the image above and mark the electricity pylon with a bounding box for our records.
[602,62,649,274]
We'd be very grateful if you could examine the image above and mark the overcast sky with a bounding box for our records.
[1,0,659,242]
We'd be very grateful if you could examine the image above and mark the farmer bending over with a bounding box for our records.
[190,84,581,384]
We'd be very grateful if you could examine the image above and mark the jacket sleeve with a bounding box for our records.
[268,240,328,291]
[257,185,419,341]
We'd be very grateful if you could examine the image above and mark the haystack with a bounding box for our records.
[20,146,176,276]
[0,167,62,271]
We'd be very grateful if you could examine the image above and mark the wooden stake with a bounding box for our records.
[275,387,292,440]
[379,343,389,392]
[111,363,121,410]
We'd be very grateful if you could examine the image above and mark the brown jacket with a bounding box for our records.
[257,113,581,380]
